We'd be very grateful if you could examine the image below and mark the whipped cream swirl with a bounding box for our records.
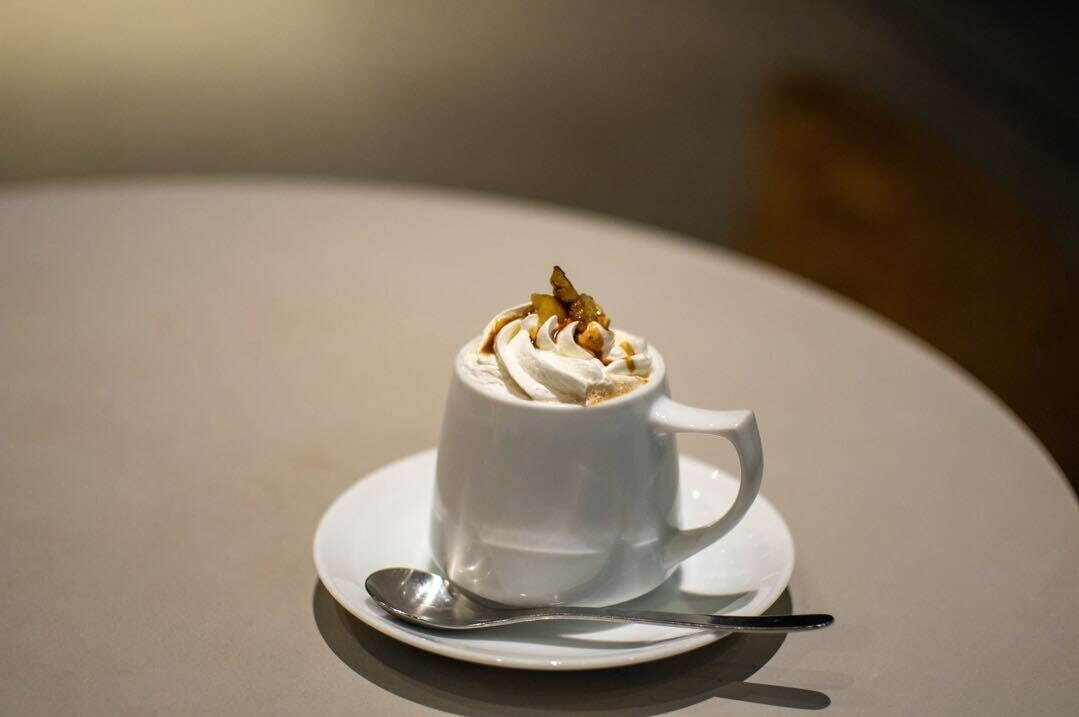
[467,304,652,405]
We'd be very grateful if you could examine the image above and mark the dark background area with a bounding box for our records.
[2,1,1075,483]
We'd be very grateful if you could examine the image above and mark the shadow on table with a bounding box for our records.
[312,581,829,715]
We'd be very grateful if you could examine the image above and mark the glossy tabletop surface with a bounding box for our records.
[1,181,1075,715]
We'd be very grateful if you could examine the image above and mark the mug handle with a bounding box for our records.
[649,396,763,568]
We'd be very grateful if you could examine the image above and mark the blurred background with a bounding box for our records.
[2,1,1075,483]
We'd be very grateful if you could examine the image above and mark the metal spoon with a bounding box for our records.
[365,568,833,632]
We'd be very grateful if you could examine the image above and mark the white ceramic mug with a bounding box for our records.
[430,342,763,607]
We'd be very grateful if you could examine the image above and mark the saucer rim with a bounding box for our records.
[313,448,795,671]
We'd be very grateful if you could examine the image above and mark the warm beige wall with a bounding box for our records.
[0,1,1052,244]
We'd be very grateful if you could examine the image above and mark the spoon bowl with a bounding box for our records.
[366,567,508,629]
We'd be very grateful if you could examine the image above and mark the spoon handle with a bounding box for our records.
[522,607,833,632]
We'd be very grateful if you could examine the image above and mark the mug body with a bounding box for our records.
[430,343,678,607]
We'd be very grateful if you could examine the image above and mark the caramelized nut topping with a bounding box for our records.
[531,293,567,329]
[578,321,609,355]
[481,267,612,355]
[568,294,610,333]
[550,266,580,304]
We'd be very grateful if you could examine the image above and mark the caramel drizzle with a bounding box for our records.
[480,307,531,353]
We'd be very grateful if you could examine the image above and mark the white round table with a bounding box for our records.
[1,182,1075,715]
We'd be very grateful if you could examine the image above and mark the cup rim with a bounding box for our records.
[453,337,667,411]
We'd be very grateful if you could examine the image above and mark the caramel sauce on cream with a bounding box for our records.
[619,341,637,372]
[480,306,531,353]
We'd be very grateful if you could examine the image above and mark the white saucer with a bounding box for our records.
[313,449,795,671]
